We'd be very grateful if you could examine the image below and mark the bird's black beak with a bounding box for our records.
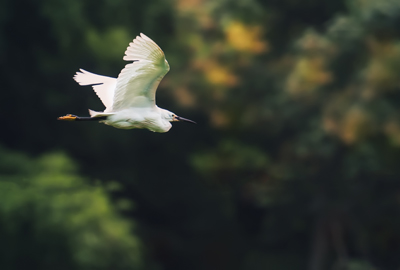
[175,115,196,124]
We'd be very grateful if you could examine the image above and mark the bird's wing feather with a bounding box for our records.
[112,33,170,110]
[73,69,117,110]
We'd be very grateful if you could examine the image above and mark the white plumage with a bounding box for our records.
[58,33,195,132]
[73,69,116,112]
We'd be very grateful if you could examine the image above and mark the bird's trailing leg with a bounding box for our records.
[57,114,107,121]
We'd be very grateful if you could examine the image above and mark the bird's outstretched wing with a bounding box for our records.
[73,69,117,111]
[112,33,170,110]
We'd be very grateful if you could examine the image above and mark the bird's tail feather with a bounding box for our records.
[88,109,114,118]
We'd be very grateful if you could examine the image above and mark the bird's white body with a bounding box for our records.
[60,33,194,132]
[104,107,172,132]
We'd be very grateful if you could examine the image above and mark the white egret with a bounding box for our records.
[58,33,195,132]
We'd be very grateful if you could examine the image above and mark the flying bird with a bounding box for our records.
[58,33,195,132]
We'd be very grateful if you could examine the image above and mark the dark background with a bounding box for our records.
[1,0,400,269]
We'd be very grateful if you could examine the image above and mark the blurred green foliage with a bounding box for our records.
[0,147,142,269]
[1,0,400,269]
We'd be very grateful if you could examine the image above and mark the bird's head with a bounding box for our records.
[161,109,196,124]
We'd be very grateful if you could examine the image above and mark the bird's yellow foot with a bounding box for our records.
[57,114,78,121]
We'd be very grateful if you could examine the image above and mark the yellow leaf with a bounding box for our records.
[225,21,268,54]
